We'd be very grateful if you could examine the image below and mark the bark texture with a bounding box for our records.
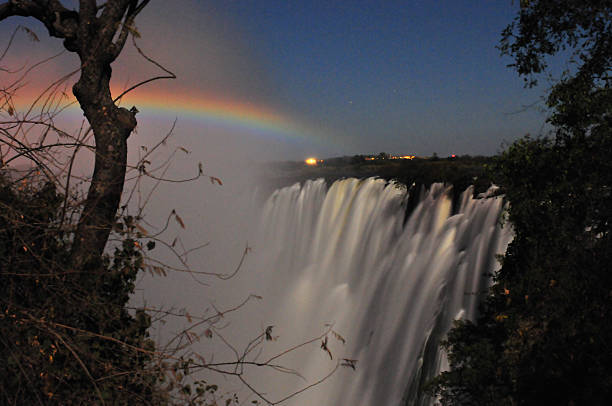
[1,0,150,268]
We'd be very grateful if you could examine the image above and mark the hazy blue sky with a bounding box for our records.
[201,0,550,157]
[2,1,551,160]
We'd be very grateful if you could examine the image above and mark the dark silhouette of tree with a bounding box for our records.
[499,0,612,130]
[427,2,612,404]
[1,0,149,269]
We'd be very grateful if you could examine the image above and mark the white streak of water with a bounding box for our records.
[235,178,512,405]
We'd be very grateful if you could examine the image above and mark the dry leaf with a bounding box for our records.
[341,358,357,370]
[195,353,206,365]
[21,26,40,42]
[331,330,346,345]
[320,337,332,360]
[126,23,141,38]
[135,223,148,236]
[265,326,275,341]
[175,213,185,229]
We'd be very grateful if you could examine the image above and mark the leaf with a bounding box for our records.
[146,241,155,251]
[20,26,39,42]
[209,176,223,186]
[7,105,14,116]
[320,337,332,359]
[179,147,190,154]
[331,330,346,345]
[194,353,206,365]
[204,329,213,339]
[175,213,185,229]
[126,23,141,38]
[135,223,148,236]
[341,358,357,370]
[265,326,275,341]
[198,162,203,175]
[185,312,192,323]
[149,266,167,277]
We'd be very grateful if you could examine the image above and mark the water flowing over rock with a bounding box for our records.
[237,177,512,405]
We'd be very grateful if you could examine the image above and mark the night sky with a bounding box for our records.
[2,0,550,161]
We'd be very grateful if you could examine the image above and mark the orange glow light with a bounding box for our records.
[305,158,318,165]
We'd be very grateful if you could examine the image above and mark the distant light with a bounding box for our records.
[305,158,318,165]
[451,154,456,158]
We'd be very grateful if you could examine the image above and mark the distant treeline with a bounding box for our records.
[262,154,496,200]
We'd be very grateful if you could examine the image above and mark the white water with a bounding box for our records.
[234,177,512,405]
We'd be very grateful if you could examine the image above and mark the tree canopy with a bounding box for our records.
[500,0,612,130]
[427,1,612,404]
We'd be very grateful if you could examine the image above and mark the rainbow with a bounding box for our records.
[10,86,325,145]
[123,92,307,142]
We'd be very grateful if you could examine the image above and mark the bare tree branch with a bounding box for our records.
[0,1,78,42]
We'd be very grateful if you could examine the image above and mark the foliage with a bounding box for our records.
[428,1,612,404]
[427,134,612,404]
[0,171,167,405]
[499,0,612,130]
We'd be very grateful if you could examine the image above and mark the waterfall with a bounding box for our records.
[234,177,512,405]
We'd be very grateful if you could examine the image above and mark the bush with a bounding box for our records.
[0,171,167,405]
[426,131,612,404]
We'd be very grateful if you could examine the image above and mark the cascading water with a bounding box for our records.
[236,177,512,405]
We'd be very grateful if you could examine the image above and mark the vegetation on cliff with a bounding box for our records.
[427,1,612,404]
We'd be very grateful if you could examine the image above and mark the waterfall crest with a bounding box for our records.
[245,177,512,405]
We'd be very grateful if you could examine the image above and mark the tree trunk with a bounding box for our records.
[0,0,149,270]
[70,63,137,269]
